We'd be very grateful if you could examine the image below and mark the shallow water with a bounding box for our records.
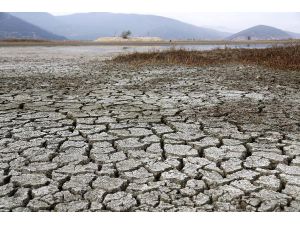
[0,43,278,62]
[120,43,275,52]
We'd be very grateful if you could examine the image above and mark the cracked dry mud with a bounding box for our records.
[0,46,300,212]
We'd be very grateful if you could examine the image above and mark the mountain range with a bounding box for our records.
[10,12,231,40]
[1,12,299,41]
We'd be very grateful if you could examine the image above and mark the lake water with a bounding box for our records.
[111,43,279,55]
[0,43,277,61]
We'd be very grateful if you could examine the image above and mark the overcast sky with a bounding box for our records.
[3,0,299,33]
[158,12,300,33]
[51,12,300,33]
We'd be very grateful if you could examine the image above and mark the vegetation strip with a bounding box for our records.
[111,44,300,71]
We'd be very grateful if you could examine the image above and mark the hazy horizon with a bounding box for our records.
[50,12,300,33]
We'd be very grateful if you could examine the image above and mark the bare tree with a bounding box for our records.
[121,30,132,39]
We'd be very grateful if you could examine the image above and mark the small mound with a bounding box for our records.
[95,36,164,42]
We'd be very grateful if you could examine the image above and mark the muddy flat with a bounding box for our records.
[0,46,300,212]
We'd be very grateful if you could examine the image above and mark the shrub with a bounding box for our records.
[121,30,132,39]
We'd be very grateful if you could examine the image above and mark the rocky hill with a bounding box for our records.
[227,25,292,40]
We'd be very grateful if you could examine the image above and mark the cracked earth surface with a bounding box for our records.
[0,46,300,212]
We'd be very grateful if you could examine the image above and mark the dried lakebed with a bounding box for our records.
[0,46,300,212]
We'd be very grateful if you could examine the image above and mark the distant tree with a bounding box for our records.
[121,30,132,39]
[247,36,251,40]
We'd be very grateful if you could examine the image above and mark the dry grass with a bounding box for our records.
[111,44,300,71]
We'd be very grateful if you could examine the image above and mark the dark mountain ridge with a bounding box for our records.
[0,12,66,40]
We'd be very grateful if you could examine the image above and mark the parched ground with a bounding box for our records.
[0,46,300,212]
